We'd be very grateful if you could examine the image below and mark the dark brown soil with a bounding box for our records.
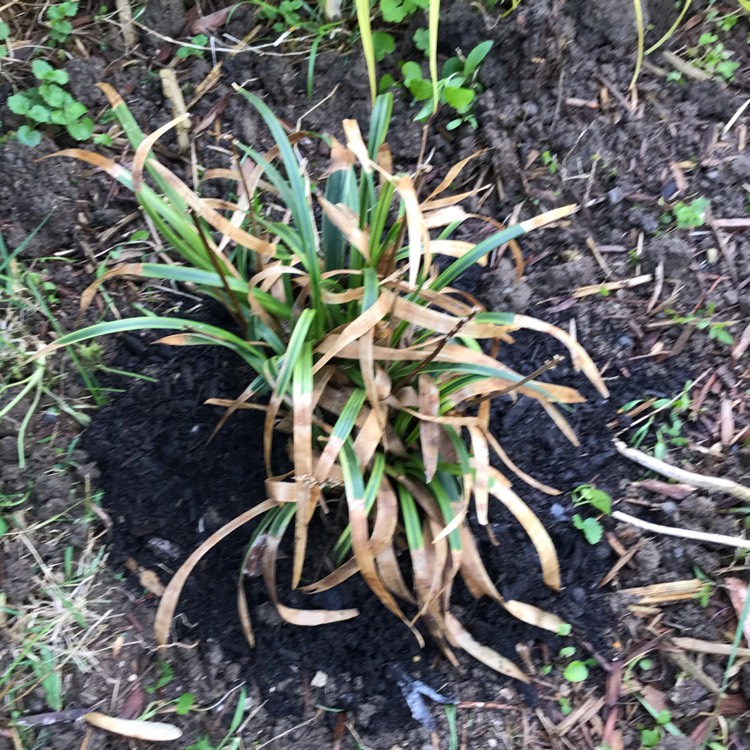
[2,0,750,747]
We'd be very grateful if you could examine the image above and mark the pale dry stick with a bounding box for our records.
[612,511,750,551]
[614,439,750,503]
[158,70,190,154]
[723,97,750,137]
[572,274,652,299]
[114,0,137,47]
[661,50,712,81]
[672,637,750,658]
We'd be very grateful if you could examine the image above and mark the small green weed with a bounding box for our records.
[686,30,740,82]
[145,660,175,694]
[563,660,589,683]
[175,692,196,715]
[666,302,734,347]
[623,381,693,460]
[570,485,611,545]
[7,60,93,146]
[46,1,79,45]
[541,150,559,175]
[184,687,248,750]
[671,197,709,229]
[638,709,674,748]
[392,40,493,129]
[693,566,715,608]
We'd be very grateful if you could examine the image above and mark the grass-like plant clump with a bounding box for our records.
[37,85,608,679]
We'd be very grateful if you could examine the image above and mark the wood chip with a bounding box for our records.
[725,577,750,645]
[635,479,694,500]
[585,236,613,277]
[720,398,735,446]
[573,274,652,298]
[115,0,138,47]
[621,579,704,604]
[733,323,750,359]
[556,696,605,736]
[159,69,190,153]
[672,636,750,658]
[599,539,644,588]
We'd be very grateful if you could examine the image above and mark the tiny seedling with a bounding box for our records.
[571,485,611,545]
[671,196,709,229]
[175,693,196,715]
[563,660,589,683]
[176,34,208,59]
[144,660,174,694]
[7,59,93,146]
[254,0,330,34]
[184,687,248,750]
[622,380,693,460]
[372,30,395,62]
[397,40,493,129]
[558,696,573,715]
[666,302,734,347]
[379,0,429,23]
[541,150,559,175]
[693,566,715,608]
[686,31,740,82]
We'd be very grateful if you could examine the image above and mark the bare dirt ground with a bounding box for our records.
[1,0,749,748]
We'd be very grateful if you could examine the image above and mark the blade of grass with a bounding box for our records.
[353,0,377,103]
[291,341,316,589]
[155,500,278,646]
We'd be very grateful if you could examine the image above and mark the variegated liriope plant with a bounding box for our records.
[37,84,609,681]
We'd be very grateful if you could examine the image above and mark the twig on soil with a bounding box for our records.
[663,650,721,694]
[598,538,644,588]
[621,579,705,604]
[572,274,652,298]
[614,440,750,502]
[613,511,750,550]
[594,74,634,114]
[672,637,750,659]
[556,696,605,737]
[585,237,613,278]
[723,97,750,137]
[456,700,518,710]
[158,70,190,154]
[255,711,322,749]
[660,51,712,81]
[732,323,750,359]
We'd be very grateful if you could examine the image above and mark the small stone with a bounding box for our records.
[311,671,328,688]
[146,537,181,560]
[730,154,750,179]
[254,602,282,627]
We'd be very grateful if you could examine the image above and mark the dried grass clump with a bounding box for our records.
[38,85,609,679]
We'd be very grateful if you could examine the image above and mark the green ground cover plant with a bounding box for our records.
[36,83,608,677]
[7,60,93,146]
